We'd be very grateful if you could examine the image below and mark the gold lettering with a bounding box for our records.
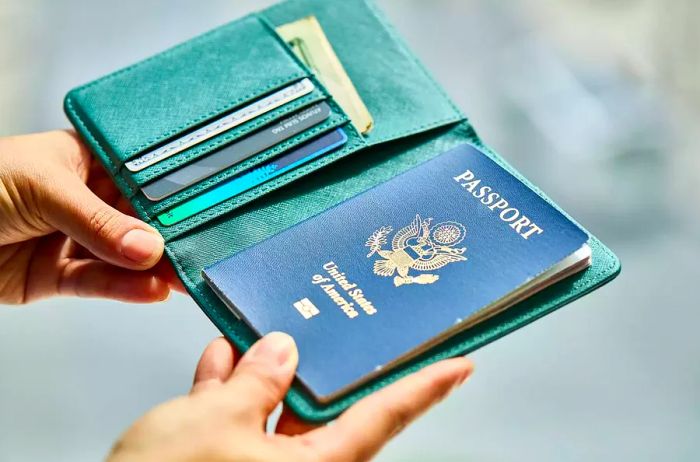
[314,261,378,318]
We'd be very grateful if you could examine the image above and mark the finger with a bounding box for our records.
[153,258,187,294]
[224,332,298,423]
[86,164,122,207]
[115,196,137,217]
[305,358,473,461]
[191,337,237,394]
[41,175,164,271]
[57,259,170,303]
[276,406,319,436]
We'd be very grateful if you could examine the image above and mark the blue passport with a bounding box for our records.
[203,144,590,401]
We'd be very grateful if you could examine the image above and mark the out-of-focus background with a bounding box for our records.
[1,0,698,460]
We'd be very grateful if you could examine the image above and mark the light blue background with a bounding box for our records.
[1,0,698,461]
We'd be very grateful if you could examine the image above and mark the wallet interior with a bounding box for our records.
[64,0,620,422]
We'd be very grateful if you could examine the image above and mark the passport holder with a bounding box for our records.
[64,0,620,422]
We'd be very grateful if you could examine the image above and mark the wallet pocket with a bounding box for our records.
[64,14,309,172]
[138,106,349,217]
[125,85,328,191]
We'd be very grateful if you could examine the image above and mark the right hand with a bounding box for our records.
[108,333,473,462]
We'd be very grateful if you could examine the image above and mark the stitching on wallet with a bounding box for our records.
[369,115,463,147]
[65,99,158,226]
[158,128,366,241]
[129,91,325,186]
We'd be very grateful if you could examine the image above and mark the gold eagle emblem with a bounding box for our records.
[365,215,467,287]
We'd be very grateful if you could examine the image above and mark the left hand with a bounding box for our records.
[0,130,181,304]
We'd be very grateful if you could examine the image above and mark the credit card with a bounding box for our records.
[157,128,348,226]
[142,102,332,201]
[125,78,315,172]
[276,17,373,134]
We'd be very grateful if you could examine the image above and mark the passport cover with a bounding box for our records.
[203,144,589,401]
[64,0,621,421]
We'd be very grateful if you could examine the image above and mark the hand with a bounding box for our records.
[108,333,473,462]
[0,130,179,304]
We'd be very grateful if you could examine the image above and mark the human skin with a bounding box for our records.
[108,333,473,462]
[0,130,181,304]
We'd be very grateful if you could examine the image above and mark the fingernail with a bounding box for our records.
[458,362,474,385]
[249,332,296,368]
[121,229,163,263]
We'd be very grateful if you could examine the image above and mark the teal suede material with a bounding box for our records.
[64,0,620,422]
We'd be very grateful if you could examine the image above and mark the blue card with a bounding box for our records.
[203,143,588,401]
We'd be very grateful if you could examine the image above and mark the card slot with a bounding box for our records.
[137,109,348,216]
[123,87,328,193]
[144,123,366,241]
[65,14,310,171]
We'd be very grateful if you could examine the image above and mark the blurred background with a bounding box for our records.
[1,0,698,460]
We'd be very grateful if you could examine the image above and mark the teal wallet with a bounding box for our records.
[64,0,621,422]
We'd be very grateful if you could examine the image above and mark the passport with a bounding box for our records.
[203,143,590,402]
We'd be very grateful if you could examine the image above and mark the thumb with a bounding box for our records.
[43,176,164,270]
[225,332,298,422]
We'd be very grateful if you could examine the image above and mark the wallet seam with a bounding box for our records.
[366,115,464,148]
[65,96,119,174]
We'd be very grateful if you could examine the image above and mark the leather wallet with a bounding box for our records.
[64,0,621,422]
